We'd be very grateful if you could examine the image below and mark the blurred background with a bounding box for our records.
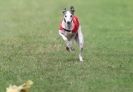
[0,0,133,92]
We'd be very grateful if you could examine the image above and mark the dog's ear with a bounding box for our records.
[62,8,66,14]
[70,6,75,15]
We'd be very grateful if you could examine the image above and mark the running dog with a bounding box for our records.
[59,6,84,62]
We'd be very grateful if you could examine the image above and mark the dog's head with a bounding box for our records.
[6,80,33,92]
[62,6,75,29]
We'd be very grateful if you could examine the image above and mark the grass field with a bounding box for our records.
[0,0,133,92]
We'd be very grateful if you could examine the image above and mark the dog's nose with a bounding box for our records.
[67,21,71,25]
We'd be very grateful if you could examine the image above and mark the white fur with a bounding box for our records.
[64,11,72,24]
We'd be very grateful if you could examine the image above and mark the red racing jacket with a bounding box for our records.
[59,16,80,33]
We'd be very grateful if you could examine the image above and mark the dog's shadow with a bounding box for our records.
[64,56,84,63]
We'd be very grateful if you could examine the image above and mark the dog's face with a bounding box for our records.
[62,6,75,29]
[64,11,73,28]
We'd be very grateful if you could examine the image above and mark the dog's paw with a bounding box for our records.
[66,47,75,52]
[66,46,70,52]
[63,36,68,42]
[79,55,83,62]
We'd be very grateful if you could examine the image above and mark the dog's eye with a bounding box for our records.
[65,15,67,17]
[70,15,72,17]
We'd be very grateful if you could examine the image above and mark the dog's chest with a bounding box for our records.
[64,32,76,40]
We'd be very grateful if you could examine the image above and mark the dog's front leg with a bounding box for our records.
[59,31,68,42]
[59,31,72,52]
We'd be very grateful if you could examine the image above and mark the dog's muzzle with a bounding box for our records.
[66,21,72,29]
[67,21,71,25]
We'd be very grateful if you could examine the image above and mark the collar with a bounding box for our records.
[63,28,71,32]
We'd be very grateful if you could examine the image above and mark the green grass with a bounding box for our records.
[0,0,133,92]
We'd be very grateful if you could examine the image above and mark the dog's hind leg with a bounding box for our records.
[76,26,84,62]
